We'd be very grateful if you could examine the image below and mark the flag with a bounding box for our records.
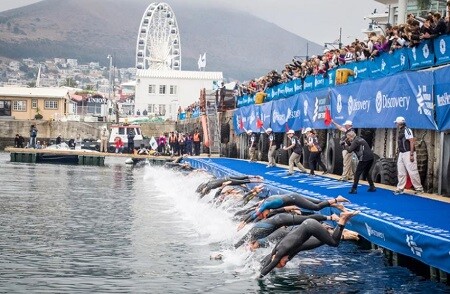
[149,136,158,150]
[324,106,332,126]
[197,54,202,70]
[197,52,206,70]
[256,117,264,129]
[201,53,206,68]
[238,117,244,130]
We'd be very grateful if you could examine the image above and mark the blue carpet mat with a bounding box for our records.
[187,157,450,273]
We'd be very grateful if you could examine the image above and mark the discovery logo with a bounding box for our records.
[375,91,410,113]
[348,96,370,116]
[336,94,343,114]
[365,223,385,240]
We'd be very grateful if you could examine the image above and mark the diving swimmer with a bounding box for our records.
[259,210,360,277]
[238,194,349,230]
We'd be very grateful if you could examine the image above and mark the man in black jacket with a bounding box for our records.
[343,131,376,194]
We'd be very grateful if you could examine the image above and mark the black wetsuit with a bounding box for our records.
[234,212,327,248]
[259,218,344,277]
[197,176,254,197]
[257,226,293,248]
[242,194,331,223]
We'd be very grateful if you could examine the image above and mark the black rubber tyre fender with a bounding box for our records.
[326,137,343,175]
[415,140,428,190]
[316,129,328,152]
[355,153,380,180]
[371,158,398,186]
[277,149,289,165]
[220,123,230,144]
[360,128,376,148]
[302,146,310,169]
[229,143,238,158]
[258,133,269,162]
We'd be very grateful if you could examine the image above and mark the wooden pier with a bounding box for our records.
[5,147,173,166]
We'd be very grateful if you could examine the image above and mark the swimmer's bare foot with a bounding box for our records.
[335,195,350,203]
[338,210,360,225]
[329,213,340,221]
[330,203,345,211]
[342,229,360,241]
[237,221,246,231]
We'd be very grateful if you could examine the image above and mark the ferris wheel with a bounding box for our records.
[136,2,181,70]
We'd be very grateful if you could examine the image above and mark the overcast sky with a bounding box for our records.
[0,0,386,49]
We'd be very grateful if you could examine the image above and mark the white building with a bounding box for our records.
[135,69,223,120]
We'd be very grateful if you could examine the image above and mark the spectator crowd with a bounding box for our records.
[233,8,450,102]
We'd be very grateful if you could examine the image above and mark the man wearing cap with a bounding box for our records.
[283,130,307,175]
[247,130,258,162]
[394,117,424,195]
[266,128,278,167]
[332,119,355,181]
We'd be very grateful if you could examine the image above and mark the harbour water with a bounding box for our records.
[0,152,449,293]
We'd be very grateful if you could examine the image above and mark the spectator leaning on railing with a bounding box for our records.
[233,10,450,103]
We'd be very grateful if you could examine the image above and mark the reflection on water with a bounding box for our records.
[0,153,448,293]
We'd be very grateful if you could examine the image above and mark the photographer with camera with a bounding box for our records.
[343,131,376,194]
[331,119,355,181]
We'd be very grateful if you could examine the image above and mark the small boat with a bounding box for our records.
[36,143,99,164]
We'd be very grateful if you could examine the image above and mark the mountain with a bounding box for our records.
[0,0,322,81]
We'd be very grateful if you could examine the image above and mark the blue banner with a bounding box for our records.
[368,55,386,79]
[314,74,328,90]
[330,72,436,129]
[434,35,450,66]
[386,48,409,75]
[341,60,370,81]
[293,79,303,94]
[350,72,437,129]
[330,81,369,128]
[327,68,336,87]
[178,112,186,120]
[252,101,273,131]
[233,108,243,134]
[303,76,315,92]
[407,39,435,70]
[434,66,450,131]
[299,89,331,130]
[270,98,292,132]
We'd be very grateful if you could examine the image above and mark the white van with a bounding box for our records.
[108,124,145,152]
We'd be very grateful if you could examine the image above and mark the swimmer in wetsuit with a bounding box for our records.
[251,222,360,250]
[238,194,348,230]
[259,210,360,277]
[234,211,339,248]
[197,175,263,198]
